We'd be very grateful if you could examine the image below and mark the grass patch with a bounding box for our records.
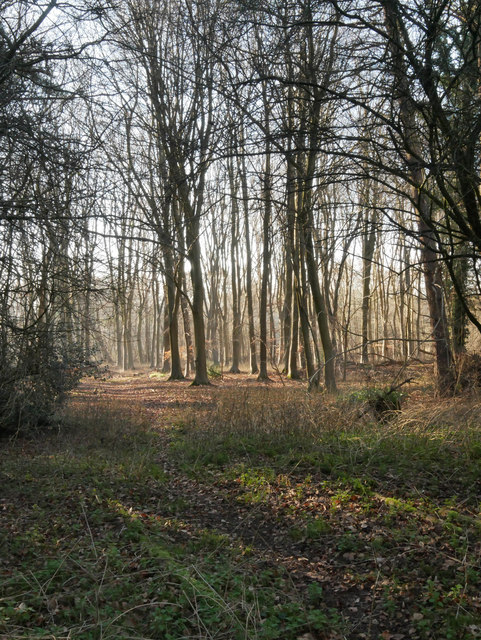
[3,381,481,639]
[148,371,168,381]
[170,388,481,502]
[167,387,481,638]
[0,397,343,640]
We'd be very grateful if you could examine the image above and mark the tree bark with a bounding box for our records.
[240,131,258,374]
[360,204,377,365]
[257,92,272,382]
[228,155,241,373]
[383,0,454,393]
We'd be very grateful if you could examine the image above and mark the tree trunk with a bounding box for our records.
[180,270,194,377]
[383,0,454,393]
[228,156,241,373]
[287,157,300,380]
[188,233,210,385]
[451,252,468,356]
[304,226,337,393]
[164,253,184,380]
[282,248,292,373]
[257,98,272,382]
[162,300,171,374]
[240,136,258,374]
[115,302,122,367]
[137,295,145,364]
[299,240,317,384]
[360,205,377,365]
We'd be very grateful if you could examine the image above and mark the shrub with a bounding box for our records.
[208,363,223,379]
[0,334,103,435]
[342,386,404,420]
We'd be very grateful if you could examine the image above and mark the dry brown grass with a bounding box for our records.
[390,392,481,439]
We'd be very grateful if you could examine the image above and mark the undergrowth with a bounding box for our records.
[171,387,481,500]
[0,397,342,640]
[168,386,481,639]
[3,383,481,639]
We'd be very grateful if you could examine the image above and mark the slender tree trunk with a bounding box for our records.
[145,312,151,365]
[304,226,337,393]
[403,241,414,358]
[122,324,128,371]
[228,157,241,373]
[164,253,184,380]
[282,248,292,373]
[150,301,157,368]
[269,288,277,365]
[420,231,453,391]
[83,232,92,358]
[180,270,194,377]
[451,251,468,356]
[162,299,171,374]
[299,237,317,384]
[287,156,300,379]
[115,302,122,367]
[360,206,377,365]
[171,172,210,384]
[240,136,258,374]
[127,305,134,369]
[342,261,354,381]
[167,290,184,380]
[137,296,145,364]
[383,0,454,393]
[257,96,272,382]
[188,234,210,385]
[288,275,300,378]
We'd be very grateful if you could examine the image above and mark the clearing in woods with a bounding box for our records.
[1,368,481,639]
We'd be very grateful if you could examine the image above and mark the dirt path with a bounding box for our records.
[72,371,445,639]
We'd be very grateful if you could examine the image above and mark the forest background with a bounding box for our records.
[2,3,481,637]
[2,0,481,424]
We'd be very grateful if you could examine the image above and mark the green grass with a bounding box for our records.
[0,399,343,640]
[3,386,481,639]
[171,392,481,504]
[168,387,481,639]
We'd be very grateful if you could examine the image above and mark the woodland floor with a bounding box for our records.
[1,365,481,639]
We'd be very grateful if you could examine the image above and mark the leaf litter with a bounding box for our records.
[1,370,481,639]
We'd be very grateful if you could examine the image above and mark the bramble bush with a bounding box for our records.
[0,329,102,435]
